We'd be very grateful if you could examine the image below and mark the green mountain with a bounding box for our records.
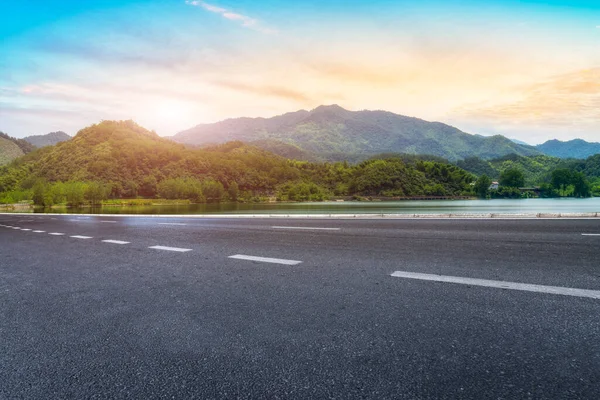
[0,120,476,202]
[0,136,25,165]
[172,105,541,161]
[536,139,600,159]
[23,131,71,148]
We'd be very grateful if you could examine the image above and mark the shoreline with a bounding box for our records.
[1,211,598,219]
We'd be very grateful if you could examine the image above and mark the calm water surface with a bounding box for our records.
[15,198,600,215]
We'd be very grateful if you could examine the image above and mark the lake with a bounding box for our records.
[9,198,600,215]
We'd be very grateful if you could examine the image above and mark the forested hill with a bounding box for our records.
[23,131,71,148]
[0,120,476,202]
[0,131,36,165]
[457,154,600,186]
[172,105,541,161]
[0,136,25,166]
[536,139,600,159]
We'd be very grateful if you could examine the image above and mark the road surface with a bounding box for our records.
[1,214,599,399]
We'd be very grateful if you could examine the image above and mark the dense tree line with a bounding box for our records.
[460,154,599,198]
[472,167,595,199]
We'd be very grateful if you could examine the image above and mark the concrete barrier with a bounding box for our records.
[490,213,534,219]
[449,214,493,219]
[537,213,561,218]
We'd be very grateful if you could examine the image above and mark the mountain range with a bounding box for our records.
[2,107,598,166]
[23,131,71,148]
[0,120,476,200]
[0,131,72,166]
[172,105,541,161]
[536,139,600,159]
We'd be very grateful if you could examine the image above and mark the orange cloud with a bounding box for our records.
[453,68,600,127]
[211,80,311,103]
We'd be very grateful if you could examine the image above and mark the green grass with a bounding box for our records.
[102,198,191,206]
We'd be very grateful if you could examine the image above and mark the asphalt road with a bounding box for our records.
[1,214,600,399]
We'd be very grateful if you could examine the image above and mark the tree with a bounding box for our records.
[473,174,492,198]
[139,176,157,198]
[227,181,239,201]
[85,181,107,205]
[571,172,591,198]
[32,180,47,206]
[64,181,86,207]
[551,169,573,196]
[499,168,525,188]
[201,180,225,202]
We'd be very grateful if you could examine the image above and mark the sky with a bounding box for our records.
[1,0,599,144]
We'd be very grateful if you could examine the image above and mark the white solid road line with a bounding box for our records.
[148,245,192,252]
[102,240,130,245]
[391,271,600,300]
[158,223,188,226]
[70,235,93,239]
[48,233,65,236]
[582,233,600,236]
[32,230,45,233]
[272,226,341,231]
[228,254,303,265]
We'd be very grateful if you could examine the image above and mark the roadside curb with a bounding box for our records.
[1,212,599,219]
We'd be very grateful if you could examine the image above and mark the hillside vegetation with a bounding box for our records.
[173,105,541,161]
[0,136,25,166]
[458,154,600,197]
[537,139,600,159]
[0,120,476,206]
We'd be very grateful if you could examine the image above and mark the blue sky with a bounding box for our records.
[1,0,599,143]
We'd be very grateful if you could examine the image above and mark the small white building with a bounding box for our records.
[489,181,499,190]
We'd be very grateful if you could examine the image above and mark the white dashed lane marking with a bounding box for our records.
[391,271,600,300]
[148,246,192,252]
[20,229,32,231]
[70,235,93,239]
[102,240,130,245]
[272,226,340,231]
[582,233,600,236]
[101,221,117,223]
[228,254,302,265]
[158,223,188,226]
[32,230,45,233]
[48,233,65,236]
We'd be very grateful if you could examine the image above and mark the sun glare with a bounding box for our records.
[155,101,188,123]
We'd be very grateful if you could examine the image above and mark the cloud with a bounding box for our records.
[212,80,310,102]
[307,62,410,86]
[186,1,276,34]
[453,68,600,130]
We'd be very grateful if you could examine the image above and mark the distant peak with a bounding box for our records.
[311,104,348,113]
